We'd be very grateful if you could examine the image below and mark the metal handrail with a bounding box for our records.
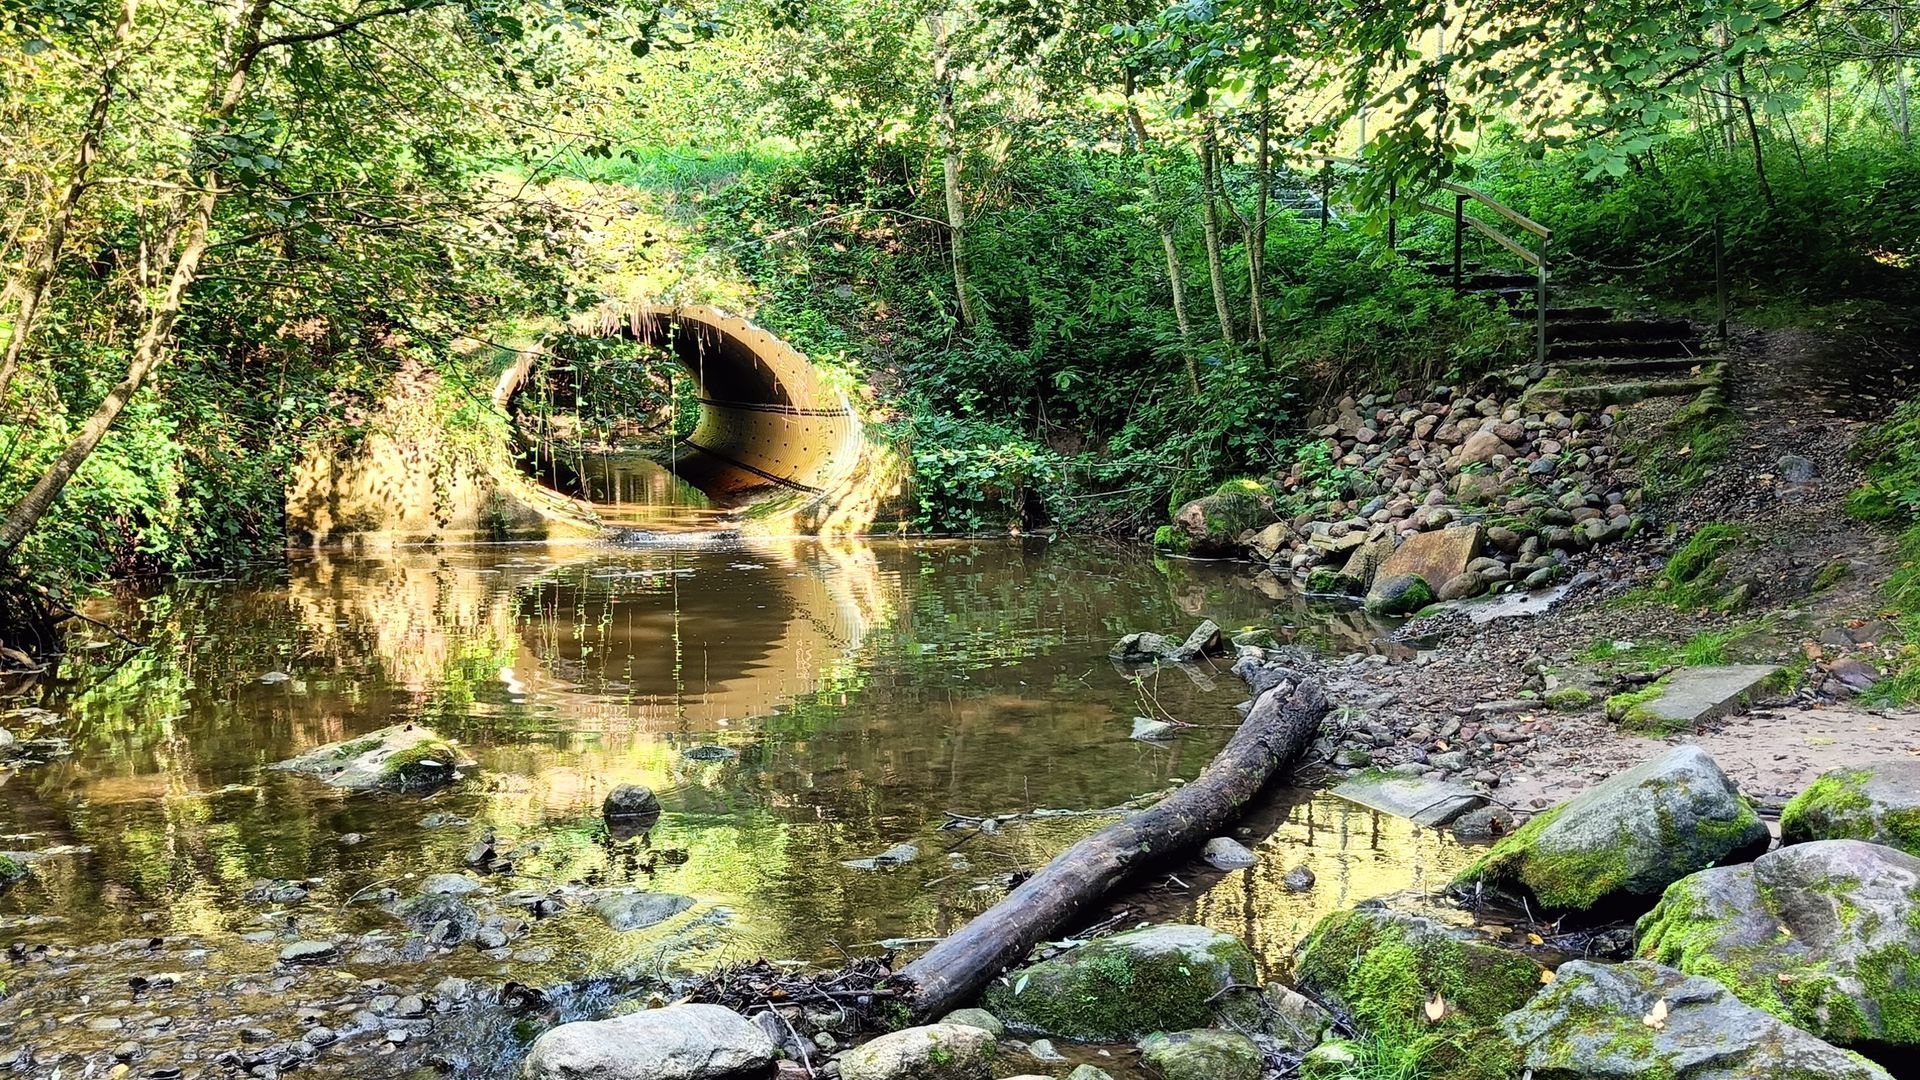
[1285,150,1554,367]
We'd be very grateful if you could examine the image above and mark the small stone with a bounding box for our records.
[1282,865,1316,892]
[278,941,336,964]
[1202,836,1259,870]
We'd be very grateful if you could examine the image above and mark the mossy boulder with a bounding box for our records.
[981,924,1260,1042]
[270,723,475,793]
[1636,840,1920,1047]
[838,1023,996,1080]
[1136,1029,1261,1080]
[1304,567,1362,596]
[1451,745,1769,913]
[1503,960,1893,1080]
[1781,763,1920,857]
[1364,573,1435,616]
[1292,908,1545,1045]
[0,853,26,891]
[1165,480,1275,557]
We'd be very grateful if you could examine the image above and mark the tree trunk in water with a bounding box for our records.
[0,0,136,404]
[897,673,1327,1020]
[1123,103,1198,393]
[0,0,271,559]
[930,17,978,331]
[1198,126,1234,345]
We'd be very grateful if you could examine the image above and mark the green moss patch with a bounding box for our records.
[1781,768,1920,857]
[1543,687,1595,711]
[982,927,1259,1041]
[1293,909,1544,1043]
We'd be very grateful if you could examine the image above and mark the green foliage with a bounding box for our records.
[1844,398,1920,705]
[895,411,1064,532]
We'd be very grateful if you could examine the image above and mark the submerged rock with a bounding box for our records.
[1137,1029,1261,1080]
[1502,960,1892,1080]
[1637,839,1920,1047]
[1260,983,1332,1052]
[521,1003,776,1080]
[837,1022,996,1080]
[1130,717,1175,742]
[1780,762,1920,857]
[982,924,1259,1041]
[840,843,919,871]
[1451,745,1768,912]
[269,724,473,793]
[590,889,695,931]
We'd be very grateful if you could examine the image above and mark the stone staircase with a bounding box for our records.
[1412,258,1720,410]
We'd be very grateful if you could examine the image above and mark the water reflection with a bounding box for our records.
[1,539,1426,980]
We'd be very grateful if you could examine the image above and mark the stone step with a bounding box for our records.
[1332,772,1488,828]
[1556,355,1707,377]
[1524,374,1716,410]
[1545,318,1695,343]
[1511,305,1615,322]
[1619,664,1783,732]
[1549,337,1705,361]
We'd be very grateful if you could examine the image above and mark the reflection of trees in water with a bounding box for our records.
[5,539,1404,958]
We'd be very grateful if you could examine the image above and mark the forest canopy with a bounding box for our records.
[2,0,1916,587]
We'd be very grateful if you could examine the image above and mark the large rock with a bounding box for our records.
[604,784,662,823]
[1372,526,1482,598]
[1780,762,1920,857]
[1636,840,1920,1046]
[1293,908,1544,1043]
[1164,481,1274,556]
[837,1023,996,1080]
[981,924,1259,1041]
[1452,430,1520,468]
[1363,572,1435,616]
[521,1003,776,1080]
[1502,960,1893,1080]
[270,724,474,793]
[1136,1030,1261,1080]
[1451,745,1768,912]
[1338,530,1397,588]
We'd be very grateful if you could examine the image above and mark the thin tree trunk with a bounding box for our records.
[1735,62,1775,209]
[1198,124,1234,345]
[0,0,272,558]
[1123,98,1198,393]
[0,0,136,404]
[930,16,978,331]
[1250,93,1271,353]
[898,673,1327,1020]
[1895,5,1912,145]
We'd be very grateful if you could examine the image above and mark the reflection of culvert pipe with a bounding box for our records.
[496,304,867,520]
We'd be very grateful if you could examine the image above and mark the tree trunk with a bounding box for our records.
[897,673,1327,1020]
[930,16,978,331]
[1249,93,1271,352]
[1895,6,1912,145]
[0,0,136,404]
[0,0,272,559]
[1123,102,1198,393]
[1735,61,1775,209]
[1198,125,1234,345]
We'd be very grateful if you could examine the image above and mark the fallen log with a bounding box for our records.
[896,669,1327,1020]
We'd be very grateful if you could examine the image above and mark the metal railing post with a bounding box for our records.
[1452,193,1465,289]
[1536,236,1550,369]
[1387,175,1398,252]
[1320,166,1331,233]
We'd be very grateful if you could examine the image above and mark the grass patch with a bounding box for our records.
[1636,395,1736,502]
[1859,524,1920,706]
[1584,619,1772,672]
[1619,523,1747,610]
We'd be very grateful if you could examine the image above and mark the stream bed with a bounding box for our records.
[0,538,1475,1077]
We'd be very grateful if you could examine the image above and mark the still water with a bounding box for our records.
[0,538,1471,1067]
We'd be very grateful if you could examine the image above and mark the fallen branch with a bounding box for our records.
[895,672,1327,1020]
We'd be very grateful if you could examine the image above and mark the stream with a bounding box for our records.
[0,536,1475,1077]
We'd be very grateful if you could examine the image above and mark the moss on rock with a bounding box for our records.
[1780,765,1920,857]
[1292,909,1545,1043]
[1137,1029,1262,1080]
[1543,687,1595,711]
[982,924,1260,1042]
